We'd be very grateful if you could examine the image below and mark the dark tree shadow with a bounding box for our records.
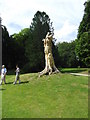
[0,88,6,91]
[20,81,29,84]
[5,82,13,84]
[6,81,29,85]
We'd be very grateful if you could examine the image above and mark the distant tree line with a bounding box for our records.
[2,11,60,73]
[57,0,90,68]
[75,0,90,68]
[2,1,90,73]
[57,41,79,68]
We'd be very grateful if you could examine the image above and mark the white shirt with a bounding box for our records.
[16,67,20,75]
[1,68,7,76]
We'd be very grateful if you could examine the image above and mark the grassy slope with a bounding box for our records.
[1,72,88,118]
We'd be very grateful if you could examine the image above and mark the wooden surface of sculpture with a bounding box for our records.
[39,32,59,77]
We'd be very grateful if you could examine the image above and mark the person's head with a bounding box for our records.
[16,65,18,68]
[2,65,5,68]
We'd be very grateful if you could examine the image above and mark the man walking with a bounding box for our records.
[13,65,21,85]
[0,65,7,85]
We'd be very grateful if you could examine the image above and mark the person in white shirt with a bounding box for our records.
[13,65,21,85]
[0,65,7,85]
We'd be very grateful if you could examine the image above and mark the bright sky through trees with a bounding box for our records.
[0,0,86,43]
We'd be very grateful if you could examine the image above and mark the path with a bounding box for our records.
[70,73,90,77]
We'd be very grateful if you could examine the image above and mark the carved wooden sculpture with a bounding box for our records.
[39,32,59,77]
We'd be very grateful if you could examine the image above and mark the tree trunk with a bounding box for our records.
[39,32,59,77]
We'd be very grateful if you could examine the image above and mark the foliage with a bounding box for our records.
[76,32,90,67]
[2,70,88,118]
[11,28,30,69]
[2,26,30,70]
[25,11,58,72]
[75,0,90,67]
[57,41,78,68]
[2,11,59,72]
[2,26,10,67]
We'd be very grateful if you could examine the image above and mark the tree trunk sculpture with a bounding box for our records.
[39,32,59,77]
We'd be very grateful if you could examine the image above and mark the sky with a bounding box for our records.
[0,0,86,43]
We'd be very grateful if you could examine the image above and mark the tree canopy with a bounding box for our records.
[57,41,78,68]
[2,3,89,72]
[75,0,90,67]
[25,11,58,72]
[2,11,59,73]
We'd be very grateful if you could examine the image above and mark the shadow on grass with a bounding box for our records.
[6,82,13,84]
[20,81,29,84]
[6,81,29,85]
[0,88,6,91]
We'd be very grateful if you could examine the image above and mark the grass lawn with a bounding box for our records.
[59,68,89,74]
[0,68,88,118]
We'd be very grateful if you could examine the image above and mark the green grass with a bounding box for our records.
[1,69,88,118]
[59,68,88,73]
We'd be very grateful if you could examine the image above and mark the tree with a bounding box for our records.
[12,28,30,69]
[39,32,59,77]
[2,26,30,70]
[75,0,90,67]
[2,26,10,68]
[25,11,57,72]
[2,11,59,73]
[57,41,78,68]
[0,17,2,70]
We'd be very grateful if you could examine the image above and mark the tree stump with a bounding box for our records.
[39,32,59,77]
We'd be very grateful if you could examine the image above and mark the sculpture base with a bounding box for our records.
[39,66,60,77]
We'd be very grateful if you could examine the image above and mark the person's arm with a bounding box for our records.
[4,68,7,75]
[5,68,7,74]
